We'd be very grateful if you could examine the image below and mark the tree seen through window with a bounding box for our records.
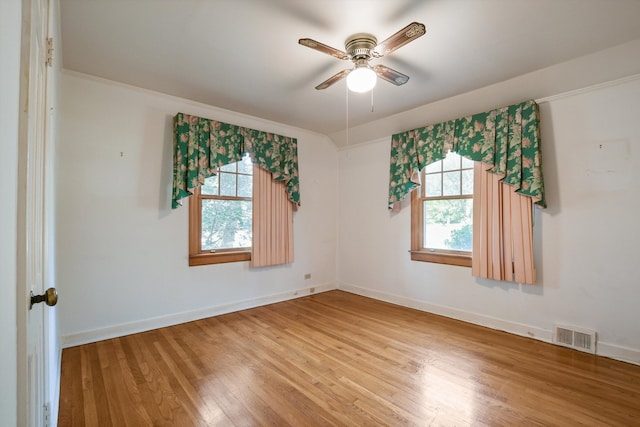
[422,151,474,252]
[200,155,253,251]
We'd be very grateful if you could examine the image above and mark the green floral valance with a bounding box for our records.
[389,99,545,207]
[172,113,300,209]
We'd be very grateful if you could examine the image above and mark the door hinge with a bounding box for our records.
[44,402,50,427]
[46,38,53,67]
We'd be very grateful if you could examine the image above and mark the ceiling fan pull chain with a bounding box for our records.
[345,81,349,148]
[371,88,375,112]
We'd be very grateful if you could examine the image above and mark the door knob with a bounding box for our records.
[30,288,58,309]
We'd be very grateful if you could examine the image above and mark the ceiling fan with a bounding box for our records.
[299,22,426,92]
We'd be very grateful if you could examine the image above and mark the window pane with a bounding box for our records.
[461,169,474,195]
[201,175,219,195]
[425,160,442,174]
[424,199,473,251]
[237,156,253,174]
[461,156,475,169]
[219,172,237,196]
[201,199,252,250]
[442,151,460,171]
[219,163,236,173]
[425,173,442,197]
[237,174,252,197]
[442,171,461,196]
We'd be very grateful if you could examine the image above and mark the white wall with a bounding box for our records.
[338,74,640,364]
[56,72,338,345]
[0,0,21,423]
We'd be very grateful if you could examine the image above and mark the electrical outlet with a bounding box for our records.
[310,287,315,293]
[304,273,311,279]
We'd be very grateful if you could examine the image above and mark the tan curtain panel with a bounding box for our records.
[472,164,535,284]
[251,164,294,267]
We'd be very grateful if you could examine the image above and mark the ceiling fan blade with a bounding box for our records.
[299,38,349,60]
[374,65,409,86]
[374,22,426,57]
[315,69,350,90]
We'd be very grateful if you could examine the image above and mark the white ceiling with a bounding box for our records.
[59,0,640,144]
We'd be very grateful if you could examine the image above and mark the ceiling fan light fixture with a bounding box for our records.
[347,64,377,93]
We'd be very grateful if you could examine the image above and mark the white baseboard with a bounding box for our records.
[597,342,640,366]
[338,282,552,341]
[61,282,336,348]
[60,281,640,366]
[338,282,640,366]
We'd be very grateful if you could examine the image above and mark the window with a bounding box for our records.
[189,156,253,265]
[411,151,474,267]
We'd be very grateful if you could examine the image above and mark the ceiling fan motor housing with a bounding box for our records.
[345,34,377,60]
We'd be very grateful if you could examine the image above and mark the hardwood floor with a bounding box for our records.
[58,290,640,426]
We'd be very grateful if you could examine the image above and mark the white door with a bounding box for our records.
[17,0,54,425]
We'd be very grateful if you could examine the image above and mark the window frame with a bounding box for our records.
[410,154,474,267]
[188,161,253,266]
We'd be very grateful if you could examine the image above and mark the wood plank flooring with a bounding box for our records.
[58,290,640,426]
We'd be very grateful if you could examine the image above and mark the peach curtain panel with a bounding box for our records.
[251,164,294,268]
[472,164,535,284]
